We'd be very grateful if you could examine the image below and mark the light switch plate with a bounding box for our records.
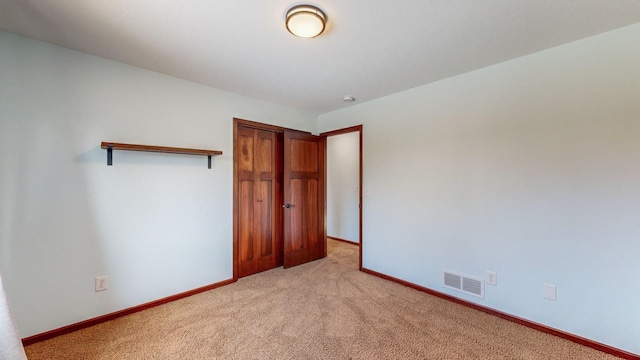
[543,283,556,301]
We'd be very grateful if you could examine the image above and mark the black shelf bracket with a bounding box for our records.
[107,145,113,166]
[208,155,212,169]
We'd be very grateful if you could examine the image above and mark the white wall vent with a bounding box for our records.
[443,271,462,289]
[443,270,484,299]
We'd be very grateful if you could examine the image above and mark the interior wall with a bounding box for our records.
[318,23,640,354]
[326,132,360,243]
[0,30,316,338]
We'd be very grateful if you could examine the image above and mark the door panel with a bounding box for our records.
[236,126,280,277]
[290,139,318,172]
[257,135,273,173]
[238,180,255,275]
[283,131,326,268]
[259,180,273,257]
[289,179,303,251]
[238,133,254,172]
[255,130,277,272]
[306,179,319,248]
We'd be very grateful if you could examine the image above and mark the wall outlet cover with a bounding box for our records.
[95,276,109,292]
[486,271,497,286]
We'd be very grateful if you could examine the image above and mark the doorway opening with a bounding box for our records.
[320,125,363,270]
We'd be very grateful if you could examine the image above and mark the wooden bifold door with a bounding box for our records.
[283,130,326,267]
[236,126,283,277]
[234,119,326,278]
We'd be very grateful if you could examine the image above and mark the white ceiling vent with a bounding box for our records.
[443,270,484,299]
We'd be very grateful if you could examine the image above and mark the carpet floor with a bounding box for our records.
[25,239,619,359]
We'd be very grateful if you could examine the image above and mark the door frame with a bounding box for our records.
[320,125,363,271]
[233,118,314,280]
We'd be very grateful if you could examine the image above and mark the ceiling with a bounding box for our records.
[1,1,639,115]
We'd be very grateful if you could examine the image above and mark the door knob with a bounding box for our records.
[257,198,263,202]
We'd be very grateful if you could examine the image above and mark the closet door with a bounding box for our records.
[237,127,280,277]
[283,130,326,268]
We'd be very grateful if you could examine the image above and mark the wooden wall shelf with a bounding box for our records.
[100,142,222,169]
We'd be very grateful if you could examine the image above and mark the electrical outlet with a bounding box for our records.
[486,271,497,286]
[95,276,108,292]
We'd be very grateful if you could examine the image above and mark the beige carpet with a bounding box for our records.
[25,239,619,359]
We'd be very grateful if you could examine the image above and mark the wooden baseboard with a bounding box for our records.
[361,268,639,360]
[327,236,359,246]
[22,278,236,346]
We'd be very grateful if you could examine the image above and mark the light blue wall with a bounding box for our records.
[327,132,360,243]
[0,30,316,338]
[319,24,640,354]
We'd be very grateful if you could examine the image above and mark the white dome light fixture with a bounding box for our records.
[286,5,326,38]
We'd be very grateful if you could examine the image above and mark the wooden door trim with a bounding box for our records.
[235,118,312,134]
[233,119,239,280]
[320,125,363,271]
[320,125,362,137]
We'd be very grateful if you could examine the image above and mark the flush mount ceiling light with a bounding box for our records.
[286,5,326,38]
